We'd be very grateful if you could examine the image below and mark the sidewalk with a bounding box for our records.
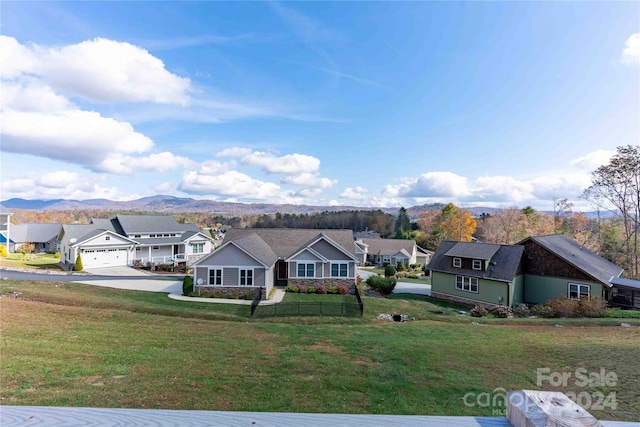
[168,287,286,305]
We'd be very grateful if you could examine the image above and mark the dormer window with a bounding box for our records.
[472,260,482,270]
[453,257,461,268]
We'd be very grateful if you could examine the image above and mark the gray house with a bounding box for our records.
[7,223,62,253]
[193,228,360,299]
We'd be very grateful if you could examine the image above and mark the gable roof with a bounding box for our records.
[519,234,623,286]
[428,240,524,283]
[0,204,12,215]
[359,238,416,257]
[223,228,358,260]
[115,214,200,235]
[231,234,279,266]
[8,223,61,243]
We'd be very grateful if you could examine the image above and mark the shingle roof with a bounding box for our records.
[359,238,415,257]
[520,234,623,286]
[223,228,357,259]
[0,204,12,215]
[444,241,500,260]
[115,215,185,234]
[428,241,524,282]
[9,224,61,243]
[59,224,116,244]
[231,234,279,266]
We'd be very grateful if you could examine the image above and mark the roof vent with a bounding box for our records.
[490,261,497,266]
[70,238,77,244]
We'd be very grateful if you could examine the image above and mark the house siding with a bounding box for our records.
[431,271,512,308]
[522,241,593,282]
[206,244,260,266]
[524,275,604,305]
[512,274,525,307]
[311,239,347,260]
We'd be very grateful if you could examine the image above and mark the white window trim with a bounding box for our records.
[331,262,349,278]
[192,242,204,254]
[239,268,254,286]
[297,262,315,278]
[568,283,590,300]
[472,260,482,270]
[209,268,223,286]
[453,257,462,268]
[455,275,479,293]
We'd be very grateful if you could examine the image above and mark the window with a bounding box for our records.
[331,263,348,277]
[456,275,479,293]
[472,260,482,270]
[209,269,222,286]
[136,247,141,251]
[152,246,159,250]
[453,257,462,268]
[240,269,253,286]
[192,243,204,254]
[568,283,590,299]
[134,235,141,238]
[105,236,110,241]
[297,263,315,278]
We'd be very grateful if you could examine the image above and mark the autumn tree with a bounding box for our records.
[583,145,640,278]
[418,203,476,248]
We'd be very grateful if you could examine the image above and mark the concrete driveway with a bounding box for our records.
[357,268,431,296]
[78,266,183,293]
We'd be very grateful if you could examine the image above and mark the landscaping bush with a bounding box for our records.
[512,304,531,318]
[242,293,255,300]
[285,285,300,293]
[396,271,409,278]
[337,285,349,295]
[366,275,396,295]
[384,265,397,277]
[327,286,338,294]
[547,296,578,318]
[470,305,488,317]
[410,263,422,271]
[490,305,512,318]
[396,261,407,272]
[182,276,193,296]
[307,286,316,294]
[408,273,419,279]
[531,304,555,318]
[355,276,365,296]
[0,245,8,257]
[54,252,60,259]
[73,253,83,271]
[298,285,308,294]
[576,297,608,318]
[317,285,328,294]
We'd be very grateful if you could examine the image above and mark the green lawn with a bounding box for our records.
[1,279,639,420]
[0,252,63,271]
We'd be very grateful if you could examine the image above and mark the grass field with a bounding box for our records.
[1,279,639,421]
[0,252,62,271]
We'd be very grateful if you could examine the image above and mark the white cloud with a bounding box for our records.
[340,186,369,200]
[383,172,470,198]
[0,36,37,79]
[621,33,640,65]
[3,79,74,112]
[179,169,287,200]
[99,152,194,174]
[281,173,336,189]
[530,173,592,201]
[0,171,122,200]
[571,149,614,171]
[154,182,175,194]
[217,147,253,158]
[471,176,533,203]
[242,151,321,174]
[41,38,191,105]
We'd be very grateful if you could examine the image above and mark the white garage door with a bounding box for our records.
[81,248,129,268]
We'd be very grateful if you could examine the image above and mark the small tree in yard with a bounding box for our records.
[74,253,84,271]
[16,242,35,258]
[384,265,397,277]
[0,245,8,257]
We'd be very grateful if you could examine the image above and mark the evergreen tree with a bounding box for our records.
[74,253,84,271]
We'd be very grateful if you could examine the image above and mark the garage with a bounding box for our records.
[81,248,129,268]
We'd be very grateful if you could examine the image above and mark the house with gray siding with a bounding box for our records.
[193,228,360,299]
[6,223,62,253]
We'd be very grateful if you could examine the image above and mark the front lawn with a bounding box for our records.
[0,252,63,271]
[1,279,639,420]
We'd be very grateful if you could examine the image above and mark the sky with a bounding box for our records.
[1,1,639,211]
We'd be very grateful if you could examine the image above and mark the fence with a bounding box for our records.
[252,289,364,318]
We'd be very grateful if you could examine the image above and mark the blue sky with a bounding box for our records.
[1,1,638,211]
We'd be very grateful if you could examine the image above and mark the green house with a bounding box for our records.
[428,234,624,308]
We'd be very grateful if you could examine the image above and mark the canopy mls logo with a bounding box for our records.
[462,367,618,414]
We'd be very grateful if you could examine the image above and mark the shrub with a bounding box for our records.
[54,252,60,259]
[285,285,299,293]
[490,305,512,318]
[307,286,316,294]
[513,304,531,318]
[182,276,194,296]
[470,306,488,317]
[298,285,308,294]
[396,261,407,272]
[242,293,255,300]
[410,263,422,271]
[408,273,419,279]
[355,276,365,296]
[576,297,608,318]
[327,286,338,294]
[73,253,84,271]
[317,285,328,294]
[384,265,397,277]
[0,245,8,257]
[396,271,409,278]
[366,275,396,295]
[337,285,349,295]
[547,296,578,318]
[531,304,555,318]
